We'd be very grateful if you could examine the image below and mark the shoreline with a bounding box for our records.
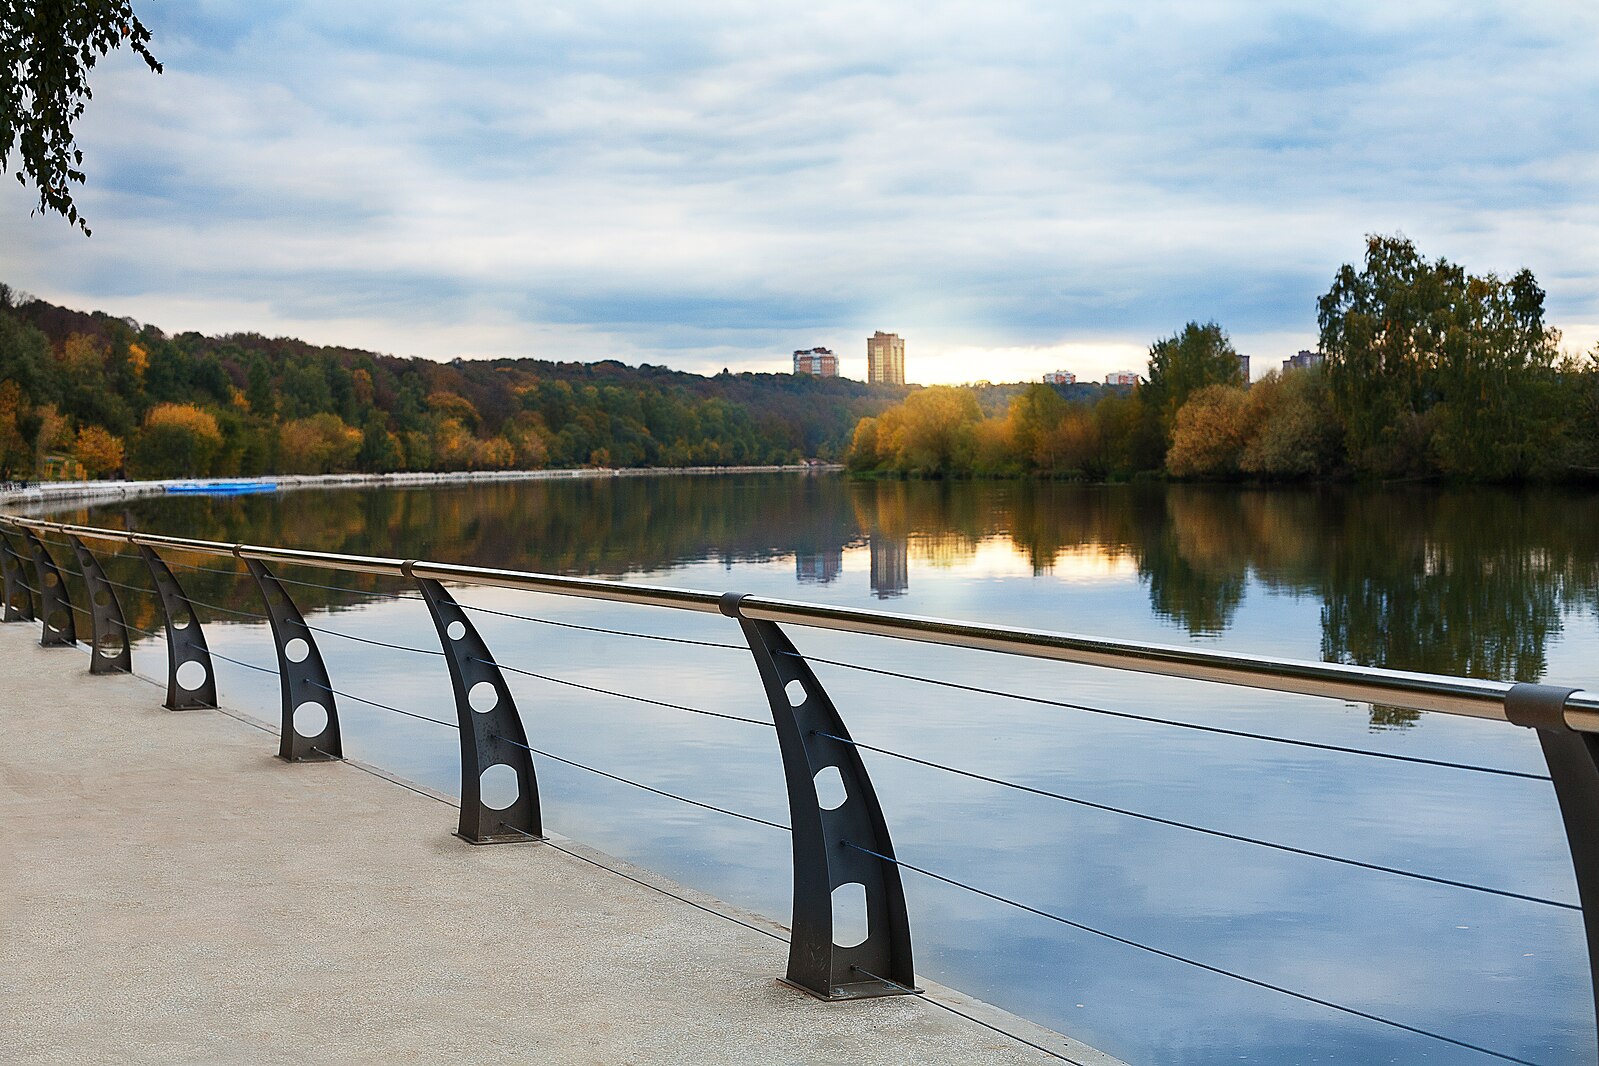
[0,463,843,511]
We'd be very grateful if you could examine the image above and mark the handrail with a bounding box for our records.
[9,513,1596,730]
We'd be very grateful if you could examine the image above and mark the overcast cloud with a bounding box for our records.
[3,0,1596,383]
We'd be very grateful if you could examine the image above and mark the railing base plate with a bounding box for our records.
[454,831,546,847]
[779,977,920,1001]
[276,751,340,764]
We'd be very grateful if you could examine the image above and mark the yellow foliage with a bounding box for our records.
[1165,385,1250,477]
[127,341,149,380]
[61,332,107,373]
[74,425,125,477]
[146,403,222,442]
[278,414,361,474]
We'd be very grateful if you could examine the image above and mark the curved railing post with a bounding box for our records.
[245,557,342,762]
[410,567,542,844]
[21,527,77,646]
[1506,683,1599,1055]
[139,545,218,710]
[1,532,35,622]
[69,534,132,674]
[720,593,915,1000]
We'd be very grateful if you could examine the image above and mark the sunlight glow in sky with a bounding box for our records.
[3,1,1596,383]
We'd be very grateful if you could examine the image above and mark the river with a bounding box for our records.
[40,474,1599,1064]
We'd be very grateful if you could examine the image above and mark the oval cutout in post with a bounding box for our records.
[479,763,520,811]
[831,883,870,949]
[813,765,848,810]
[468,680,499,713]
[294,701,329,738]
[175,659,209,692]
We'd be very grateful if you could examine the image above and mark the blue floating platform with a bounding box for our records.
[166,481,279,496]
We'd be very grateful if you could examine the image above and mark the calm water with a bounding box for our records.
[47,475,1599,1065]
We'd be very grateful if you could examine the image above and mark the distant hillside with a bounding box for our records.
[0,287,911,479]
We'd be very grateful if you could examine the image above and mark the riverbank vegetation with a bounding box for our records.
[848,236,1599,483]
[0,285,905,480]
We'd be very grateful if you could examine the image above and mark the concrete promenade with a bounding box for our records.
[0,624,1122,1065]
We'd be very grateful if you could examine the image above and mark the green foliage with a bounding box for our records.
[1,1,162,235]
[1238,369,1342,478]
[1318,234,1561,479]
[1141,321,1245,440]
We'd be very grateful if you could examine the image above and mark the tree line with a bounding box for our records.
[0,285,905,480]
[848,236,1599,482]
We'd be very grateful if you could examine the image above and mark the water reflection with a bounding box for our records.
[59,477,1599,693]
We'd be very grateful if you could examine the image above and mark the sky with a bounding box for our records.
[3,0,1597,385]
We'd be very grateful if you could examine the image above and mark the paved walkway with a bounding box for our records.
[0,624,1122,1065]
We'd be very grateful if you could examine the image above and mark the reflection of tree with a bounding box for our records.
[1315,490,1588,684]
[53,479,1599,724]
[1137,489,1248,636]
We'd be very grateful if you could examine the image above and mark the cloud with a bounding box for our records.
[2,0,1595,383]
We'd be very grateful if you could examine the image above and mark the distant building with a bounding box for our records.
[793,348,838,377]
[1283,349,1324,372]
[1237,354,1251,382]
[795,548,843,585]
[1105,370,1141,387]
[1044,370,1076,385]
[867,331,905,385]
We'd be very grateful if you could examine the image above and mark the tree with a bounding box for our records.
[73,424,123,476]
[127,402,221,477]
[1318,234,1560,479]
[1141,321,1245,441]
[356,411,405,473]
[2,1,162,234]
[1238,369,1342,479]
[0,379,31,478]
[278,413,361,474]
[1165,385,1250,477]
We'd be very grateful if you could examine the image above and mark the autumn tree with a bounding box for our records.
[1165,385,1251,477]
[0,379,31,478]
[1237,369,1342,478]
[127,403,222,477]
[73,424,124,477]
[1141,322,1246,441]
[278,414,361,474]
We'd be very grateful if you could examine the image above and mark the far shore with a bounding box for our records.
[0,463,844,512]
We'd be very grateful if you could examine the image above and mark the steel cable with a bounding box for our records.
[817,731,1575,910]
[469,655,773,728]
[303,680,457,729]
[844,842,1546,1066]
[492,734,789,831]
[458,600,742,649]
[300,623,443,657]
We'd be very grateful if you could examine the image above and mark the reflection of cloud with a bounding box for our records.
[1035,544,1139,583]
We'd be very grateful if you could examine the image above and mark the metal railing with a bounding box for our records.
[2,512,1596,1065]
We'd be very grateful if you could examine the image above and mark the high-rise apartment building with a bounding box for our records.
[792,348,838,377]
[1282,349,1324,372]
[1237,353,1252,382]
[867,331,905,385]
[1105,370,1141,387]
[1044,370,1076,385]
